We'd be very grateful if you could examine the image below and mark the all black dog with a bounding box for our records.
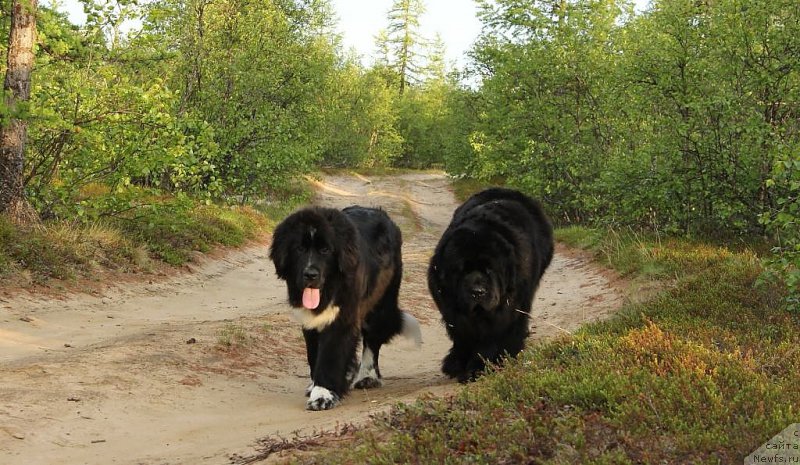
[428,188,554,382]
[270,206,421,410]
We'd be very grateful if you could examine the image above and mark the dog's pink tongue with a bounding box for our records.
[302,288,320,309]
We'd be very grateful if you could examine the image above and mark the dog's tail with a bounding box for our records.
[401,312,423,348]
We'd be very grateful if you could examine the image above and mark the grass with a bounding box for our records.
[216,323,252,350]
[0,183,312,287]
[253,178,315,228]
[557,226,740,280]
[294,227,798,464]
[450,177,503,202]
[112,200,270,266]
[0,217,142,285]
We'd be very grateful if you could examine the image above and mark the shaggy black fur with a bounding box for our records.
[428,188,554,382]
[270,206,419,410]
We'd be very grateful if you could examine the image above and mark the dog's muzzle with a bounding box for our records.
[303,266,321,287]
[463,271,497,310]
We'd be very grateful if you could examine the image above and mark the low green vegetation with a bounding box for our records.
[299,227,798,464]
[450,177,499,203]
[111,200,269,266]
[216,323,253,350]
[0,193,300,287]
[0,216,140,284]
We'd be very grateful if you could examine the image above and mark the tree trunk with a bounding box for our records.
[0,0,39,224]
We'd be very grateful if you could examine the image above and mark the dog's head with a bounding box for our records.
[269,207,359,310]
[435,227,516,314]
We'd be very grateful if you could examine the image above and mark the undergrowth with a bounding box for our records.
[111,200,269,266]
[450,177,503,202]
[0,184,310,287]
[296,227,798,464]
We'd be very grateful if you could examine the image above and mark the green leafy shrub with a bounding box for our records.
[460,0,800,304]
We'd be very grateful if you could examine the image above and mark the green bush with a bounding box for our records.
[458,0,800,300]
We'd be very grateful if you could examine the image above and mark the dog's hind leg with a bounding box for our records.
[352,339,383,389]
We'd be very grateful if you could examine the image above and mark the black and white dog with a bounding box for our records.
[270,206,421,410]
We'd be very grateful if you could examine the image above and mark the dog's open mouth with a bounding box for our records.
[302,287,321,310]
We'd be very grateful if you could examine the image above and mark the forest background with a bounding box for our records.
[0,0,798,305]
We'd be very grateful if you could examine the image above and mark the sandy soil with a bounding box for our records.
[0,172,625,465]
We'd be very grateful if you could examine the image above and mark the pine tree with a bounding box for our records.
[385,0,426,94]
[424,33,448,81]
[374,29,392,67]
[0,0,38,223]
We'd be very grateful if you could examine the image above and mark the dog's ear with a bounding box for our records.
[269,217,293,280]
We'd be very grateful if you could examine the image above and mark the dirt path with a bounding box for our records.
[0,172,624,465]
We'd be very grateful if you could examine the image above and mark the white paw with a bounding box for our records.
[306,386,339,411]
[304,381,315,397]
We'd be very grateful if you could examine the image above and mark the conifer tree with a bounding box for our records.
[384,0,426,94]
[0,0,38,223]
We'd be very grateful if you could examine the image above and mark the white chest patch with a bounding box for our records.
[291,305,340,330]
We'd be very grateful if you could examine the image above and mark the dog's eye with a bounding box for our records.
[319,246,331,255]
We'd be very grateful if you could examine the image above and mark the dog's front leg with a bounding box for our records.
[302,329,319,396]
[306,320,359,411]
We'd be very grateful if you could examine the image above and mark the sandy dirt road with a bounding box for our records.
[0,172,624,464]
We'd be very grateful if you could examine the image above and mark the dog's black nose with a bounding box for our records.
[470,287,487,298]
[303,268,320,282]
